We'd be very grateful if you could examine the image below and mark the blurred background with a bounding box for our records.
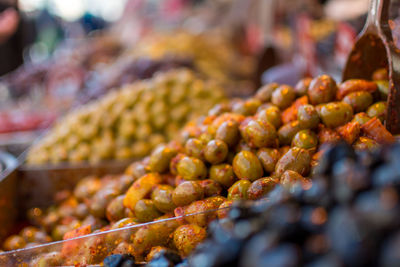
[0,0,391,156]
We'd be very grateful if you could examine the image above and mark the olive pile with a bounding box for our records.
[26,69,225,164]
[5,71,395,264]
[142,142,400,267]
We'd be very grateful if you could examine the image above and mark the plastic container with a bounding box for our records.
[0,207,225,266]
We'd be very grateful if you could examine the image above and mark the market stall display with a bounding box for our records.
[1,67,394,264]
[26,69,225,164]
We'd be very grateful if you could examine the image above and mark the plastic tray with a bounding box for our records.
[0,207,226,266]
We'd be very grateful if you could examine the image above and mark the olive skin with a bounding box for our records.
[280,170,310,190]
[240,119,278,148]
[3,235,26,251]
[217,200,234,219]
[215,120,240,147]
[125,162,147,180]
[292,130,318,149]
[308,75,337,105]
[297,104,320,129]
[367,101,387,123]
[247,177,279,200]
[134,199,163,223]
[353,137,379,151]
[170,153,186,176]
[151,185,176,213]
[257,148,280,174]
[271,85,296,109]
[173,224,207,257]
[228,180,251,200]
[275,147,311,177]
[199,179,223,197]
[106,195,126,222]
[278,120,303,145]
[148,145,177,173]
[179,196,226,227]
[343,91,373,113]
[185,138,205,160]
[255,83,279,102]
[209,164,237,188]
[89,188,119,219]
[177,156,208,181]
[204,140,229,164]
[294,77,312,96]
[232,98,261,116]
[376,80,389,99]
[352,112,372,125]
[317,102,353,128]
[73,176,101,201]
[257,105,282,129]
[233,151,264,181]
[172,181,204,207]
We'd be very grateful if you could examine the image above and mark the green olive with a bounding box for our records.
[134,199,163,223]
[3,235,26,251]
[308,75,337,105]
[255,83,279,102]
[317,102,353,128]
[367,101,387,123]
[227,180,251,200]
[185,138,205,160]
[278,120,303,145]
[89,188,119,219]
[106,195,126,222]
[343,91,373,113]
[172,181,204,207]
[125,161,147,180]
[280,170,310,190]
[375,80,389,100]
[353,136,379,151]
[240,119,278,148]
[233,151,264,181]
[204,140,229,164]
[199,179,223,197]
[294,77,312,96]
[148,145,177,173]
[170,153,186,176]
[256,148,280,174]
[297,104,320,129]
[209,164,237,188]
[232,98,261,116]
[292,130,318,149]
[173,224,207,257]
[247,177,278,200]
[271,85,296,109]
[275,147,311,177]
[256,105,282,129]
[215,120,240,147]
[177,156,208,180]
[151,185,176,213]
[352,112,371,125]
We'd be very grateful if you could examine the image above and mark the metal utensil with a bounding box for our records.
[342,0,400,134]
